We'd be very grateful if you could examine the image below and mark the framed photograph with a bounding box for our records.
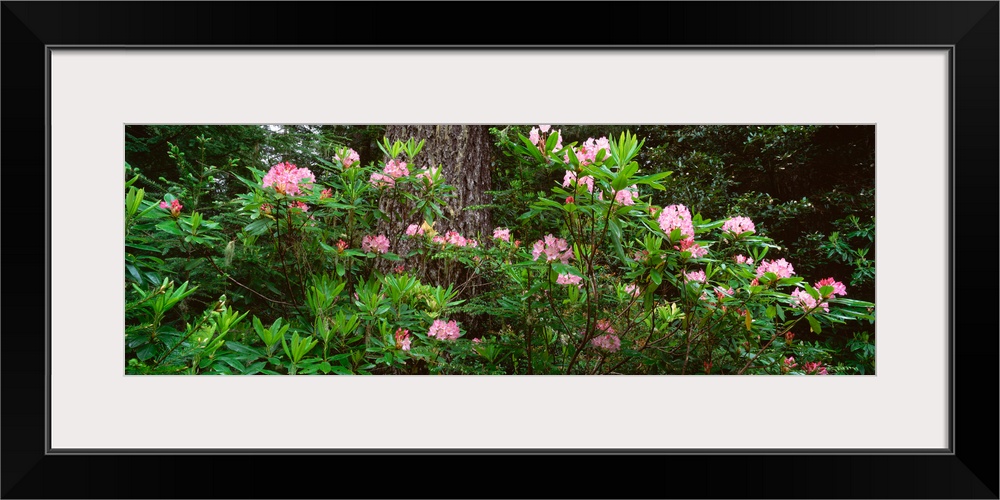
[3,2,996,498]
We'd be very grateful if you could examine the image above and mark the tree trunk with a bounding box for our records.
[379,125,493,289]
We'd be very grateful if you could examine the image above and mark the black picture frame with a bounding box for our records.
[3,2,997,498]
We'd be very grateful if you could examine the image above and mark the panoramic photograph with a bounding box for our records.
[124,125,875,375]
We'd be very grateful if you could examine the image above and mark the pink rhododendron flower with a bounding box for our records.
[289,201,309,212]
[415,166,439,184]
[445,230,468,247]
[814,277,847,297]
[596,319,615,334]
[677,237,708,258]
[369,172,395,188]
[320,188,333,199]
[492,227,511,243]
[565,137,611,166]
[803,361,828,375]
[534,128,563,151]
[335,148,360,168]
[722,216,756,235]
[590,334,621,353]
[383,159,409,179]
[685,270,707,283]
[361,234,390,254]
[160,199,183,218]
[531,234,573,264]
[565,196,574,204]
[734,254,754,265]
[614,185,638,206]
[782,356,798,373]
[624,283,641,297]
[394,328,411,351]
[756,258,795,279]
[556,273,583,287]
[562,171,595,193]
[791,288,829,312]
[633,250,649,263]
[428,319,461,340]
[580,136,611,163]
[657,204,695,240]
[335,239,348,252]
[262,162,315,196]
[405,224,425,237]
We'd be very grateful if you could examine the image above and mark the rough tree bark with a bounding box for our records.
[378,125,493,290]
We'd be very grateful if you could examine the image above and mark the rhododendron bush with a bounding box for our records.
[125,126,874,375]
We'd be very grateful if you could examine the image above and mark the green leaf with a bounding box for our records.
[650,268,662,286]
[242,362,266,375]
[806,315,822,334]
[244,219,270,236]
[544,129,559,152]
[155,221,183,235]
[135,343,158,361]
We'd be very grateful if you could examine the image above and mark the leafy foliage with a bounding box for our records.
[125,125,875,375]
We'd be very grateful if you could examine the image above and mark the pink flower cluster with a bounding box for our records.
[405,224,425,237]
[596,319,615,334]
[556,273,583,287]
[335,148,360,168]
[289,201,309,212]
[814,277,848,298]
[492,227,511,243]
[624,283,641,297]
[562,171,595,193]
[320,188,333,199]
[262,162,315,196]
[369,172,395,188]
[369,159,410,188]
[722,216,756,235]
[803,361,828,375]
[756,258,795,279]
[565,136,611,165]
[657,204,695,240]
[734,254,754,265]
[590,334,621,353]
[159,199,182,218]
[614,185,638,206]
[432,230,478,248]
[685,270,707,283]
[532,234,573,265]
[677,237,708,259]
[383,159,409,179]
[529,125,562,151]
[791,288,829,312]
[361,234,390,254]
[415,166,439,184]
[394,328,411,351]
[428,319,461,340]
